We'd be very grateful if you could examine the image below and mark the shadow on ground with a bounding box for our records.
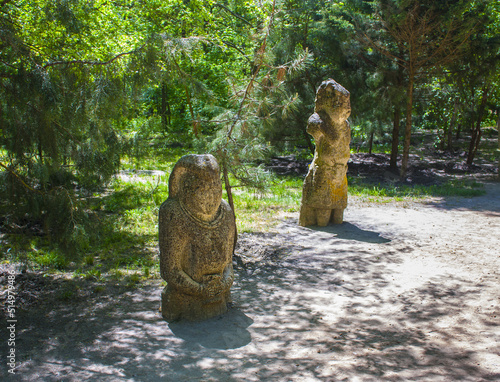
[169,308,253,350]
[310,222,391,244]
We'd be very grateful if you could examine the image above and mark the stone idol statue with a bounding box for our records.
[299,79,351,227]
[159,154,236,321]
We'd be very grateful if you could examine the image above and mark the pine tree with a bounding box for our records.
[349,0,486,178]
[0,1,142,251]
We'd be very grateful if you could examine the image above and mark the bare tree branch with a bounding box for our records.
[213,3,252,26]
[221,40,252,63]
[43,45,144,69]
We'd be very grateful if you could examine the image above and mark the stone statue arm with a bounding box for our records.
[161,238,205,296]
[306,113,325,140]
[200,217,235,297]
[159,206,204,296]
[331,120,351,163]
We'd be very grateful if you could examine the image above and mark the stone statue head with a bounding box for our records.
[168,154,222,222]
[314,78,351,123]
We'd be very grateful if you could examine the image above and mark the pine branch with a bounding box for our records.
[0,59,16,69]
[360,30,408,67]
[0,162,43,195]
[226,55,263,140]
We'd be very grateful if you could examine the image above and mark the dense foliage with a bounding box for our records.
[1,0,499,255]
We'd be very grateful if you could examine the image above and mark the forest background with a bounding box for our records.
[0,0,499,276]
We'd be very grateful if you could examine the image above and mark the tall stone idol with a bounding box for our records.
[299,79,351,227]
[159,154,236,321]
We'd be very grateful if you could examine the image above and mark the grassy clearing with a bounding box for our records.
[230,175,485,231]
[0,154,487,276]
[1,173,167,280]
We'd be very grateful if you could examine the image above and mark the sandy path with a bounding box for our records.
[1,183,499,381]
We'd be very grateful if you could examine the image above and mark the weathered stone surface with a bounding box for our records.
[299,79,351,227]
[159,154,236,321]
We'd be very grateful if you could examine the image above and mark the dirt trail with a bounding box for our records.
[1,183,499,381]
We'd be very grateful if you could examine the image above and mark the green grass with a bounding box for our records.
[26,247,69,270]
[120,144,185,173]
[348,177,485,199]
[231,176,303,232]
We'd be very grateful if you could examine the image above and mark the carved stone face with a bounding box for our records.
[182,174,222,222]
[315,80,351,124]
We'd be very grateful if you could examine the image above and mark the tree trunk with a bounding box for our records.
[447,100,458,151]
[467,85,489,165]
[400,73,414,179]
[184,85,199,137]
[439,130,445,151]
[38,139,43,165]
[368,129,374,155]
[160,82,170,132]
[497,111,500,179]
[390,107,400,170]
